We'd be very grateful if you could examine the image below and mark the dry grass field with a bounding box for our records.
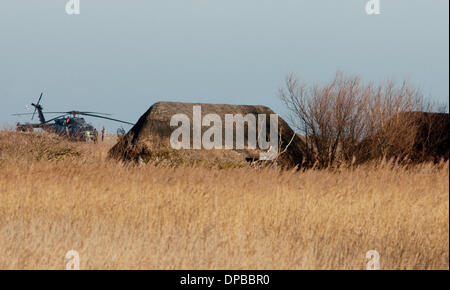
[0,131,448,269]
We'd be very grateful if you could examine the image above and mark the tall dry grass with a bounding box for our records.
[0,131,448,269]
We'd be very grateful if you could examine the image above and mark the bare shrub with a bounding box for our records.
[279,72,444,167]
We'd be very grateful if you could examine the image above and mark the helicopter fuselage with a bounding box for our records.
[17,117,95,142]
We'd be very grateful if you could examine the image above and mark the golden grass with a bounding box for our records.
[0,131,448,269]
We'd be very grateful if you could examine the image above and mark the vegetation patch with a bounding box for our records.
[0,131,82,161]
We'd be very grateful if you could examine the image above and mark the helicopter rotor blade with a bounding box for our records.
[13,112,66,116]
[13,111,112,117]
[12,113,34,116]
[79,113,135,125]
[37,92,43,105]
[31,111,110,115]
[79,111,112,115]
[65,111,112,116]
[38,112,71,114]
[41,114,68,125]
[31,92,43,120]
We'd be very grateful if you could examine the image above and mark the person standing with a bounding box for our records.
[93,128,99,144]
[101,126,106,142]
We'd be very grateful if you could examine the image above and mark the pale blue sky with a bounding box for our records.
[1,0,448,131]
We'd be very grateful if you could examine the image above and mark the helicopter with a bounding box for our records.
[13,93,134,142]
